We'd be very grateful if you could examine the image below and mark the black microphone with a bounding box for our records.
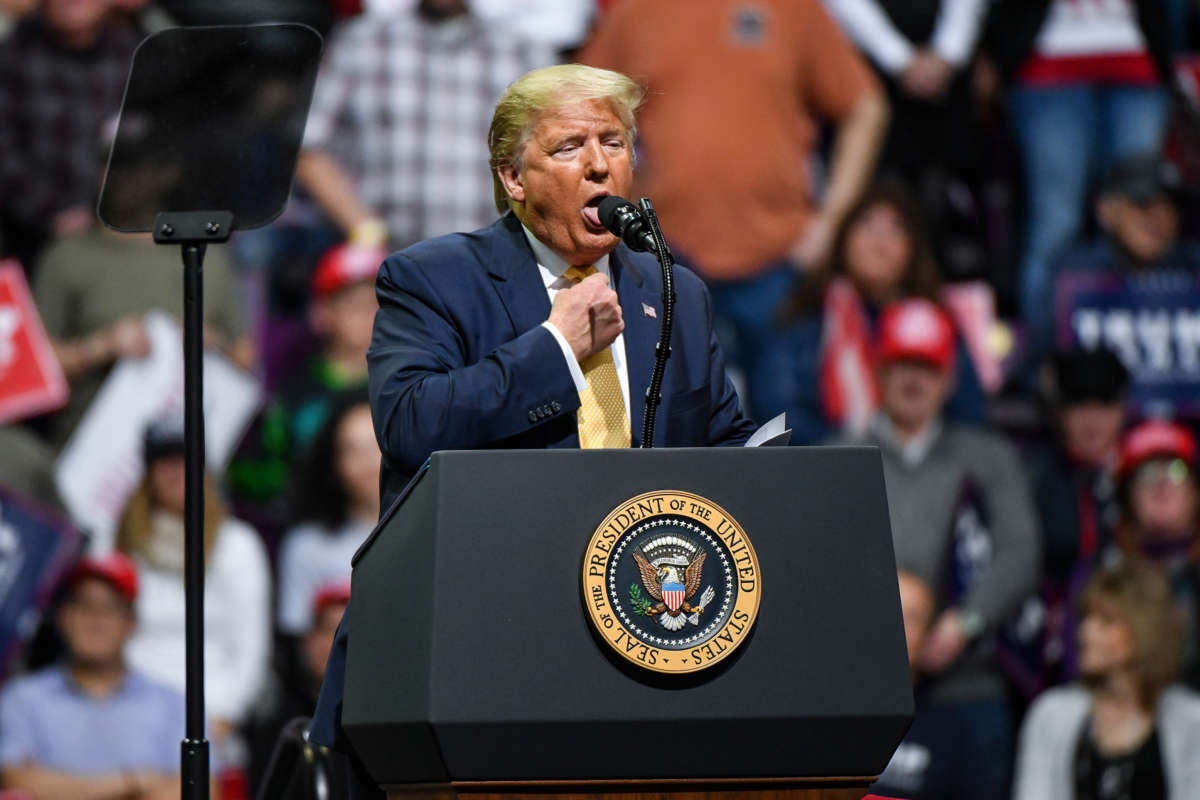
[598,196,658,253]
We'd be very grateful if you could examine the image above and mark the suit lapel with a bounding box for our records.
[487,214,552,336]
[487,219,661,448]
[487,214,579,448]
[613,248,662,448]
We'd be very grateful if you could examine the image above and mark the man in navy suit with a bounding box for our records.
[311,64,755,793]
[367,63,755,504]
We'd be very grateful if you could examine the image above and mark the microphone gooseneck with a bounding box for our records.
[597,196,658,254]
[635,198,675,449]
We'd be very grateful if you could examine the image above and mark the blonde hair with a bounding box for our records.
[115,473,225,567]
[487,64,645,213]
[1079,559,1184,708]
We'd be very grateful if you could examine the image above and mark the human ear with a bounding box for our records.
[497,164,525,204]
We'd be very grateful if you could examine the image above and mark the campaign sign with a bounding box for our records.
[0,489,80,680]
[55,310,262,553]
[1056,268,1200,419]
[0,261,68,424]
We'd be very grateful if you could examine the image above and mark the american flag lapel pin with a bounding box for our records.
[642,302,657,319]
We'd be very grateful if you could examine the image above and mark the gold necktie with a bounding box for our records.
[563,265,631,449]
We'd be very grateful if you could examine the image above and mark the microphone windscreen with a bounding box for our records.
[597,195,636,232]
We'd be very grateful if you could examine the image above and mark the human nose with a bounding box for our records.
[582,138,610,180]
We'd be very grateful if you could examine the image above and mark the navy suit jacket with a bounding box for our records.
[368,211,755,505]
[312,213,754,757]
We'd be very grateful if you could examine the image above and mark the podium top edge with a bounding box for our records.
[428,445,881,459]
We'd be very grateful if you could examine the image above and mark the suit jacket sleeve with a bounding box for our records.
[368,252,581,476]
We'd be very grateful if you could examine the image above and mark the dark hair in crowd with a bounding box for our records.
[291,389,373,530]
[782,178,942,321]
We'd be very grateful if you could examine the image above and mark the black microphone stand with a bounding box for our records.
[638,198,675,448]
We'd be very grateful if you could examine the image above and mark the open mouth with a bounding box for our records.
[581,193,609,230]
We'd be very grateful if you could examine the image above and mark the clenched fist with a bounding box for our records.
[547,272,624,363]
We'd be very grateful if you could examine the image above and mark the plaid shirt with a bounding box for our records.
[0,18,139,231]
[302,13,555,247]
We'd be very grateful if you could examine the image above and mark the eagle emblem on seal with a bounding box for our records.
[630,536,715,631]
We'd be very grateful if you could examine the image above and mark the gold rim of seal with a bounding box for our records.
[581,490,761,674]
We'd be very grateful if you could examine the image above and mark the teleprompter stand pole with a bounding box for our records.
[153,211,233,800]
[181,241,208,800]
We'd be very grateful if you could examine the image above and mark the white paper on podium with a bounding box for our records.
[55,310,261,553]
[744,413,791,447]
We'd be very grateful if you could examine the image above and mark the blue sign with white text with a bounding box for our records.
[0,489,80,679]
[1057,268,1200,419]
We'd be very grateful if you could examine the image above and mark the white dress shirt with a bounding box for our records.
[523,226,632,425]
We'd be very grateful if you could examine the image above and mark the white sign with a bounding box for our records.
[55,311,261,553]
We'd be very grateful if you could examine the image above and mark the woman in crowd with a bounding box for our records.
[1013,559,1200,799]
[1112,419,1200,688]
[276,391,380,638]
[759,180,984,444]
[116,416,272,739]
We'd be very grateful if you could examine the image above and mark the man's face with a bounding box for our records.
[148,454,187,516]
[1059,402,1123,467]
[44,0,110,42]
[879,360,952,432]
[1130,457,1197,539]
[314,281,378,357]
[498,98,634,266]
[1099,194,1179,264]
[57,578,134,668]
[897,571,935,669]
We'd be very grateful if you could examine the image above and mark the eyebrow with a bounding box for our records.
[542,123,627,150]
[545,132,585,150]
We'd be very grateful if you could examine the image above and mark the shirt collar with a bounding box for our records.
[57,663,134,700]
[521,224,610,288]
[871,414,943,468]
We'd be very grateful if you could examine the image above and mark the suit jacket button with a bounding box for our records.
[528,410,538,423]
[551,401,561,413]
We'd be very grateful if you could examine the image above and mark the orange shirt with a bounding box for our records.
[581,0,878,279]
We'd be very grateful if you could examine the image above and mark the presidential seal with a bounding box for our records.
[581,490,761,674]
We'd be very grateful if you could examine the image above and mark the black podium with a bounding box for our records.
[342,447,912,800]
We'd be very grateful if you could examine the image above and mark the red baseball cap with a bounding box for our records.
[68,552,139,603]
[311,243,387,299]
[312,580,352,618]
[1118,420,1197,479]
[876,298,955,372]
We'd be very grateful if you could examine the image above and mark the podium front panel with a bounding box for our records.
[344,448,911,784]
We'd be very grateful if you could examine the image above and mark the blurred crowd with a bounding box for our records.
[2,0,1200,798]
